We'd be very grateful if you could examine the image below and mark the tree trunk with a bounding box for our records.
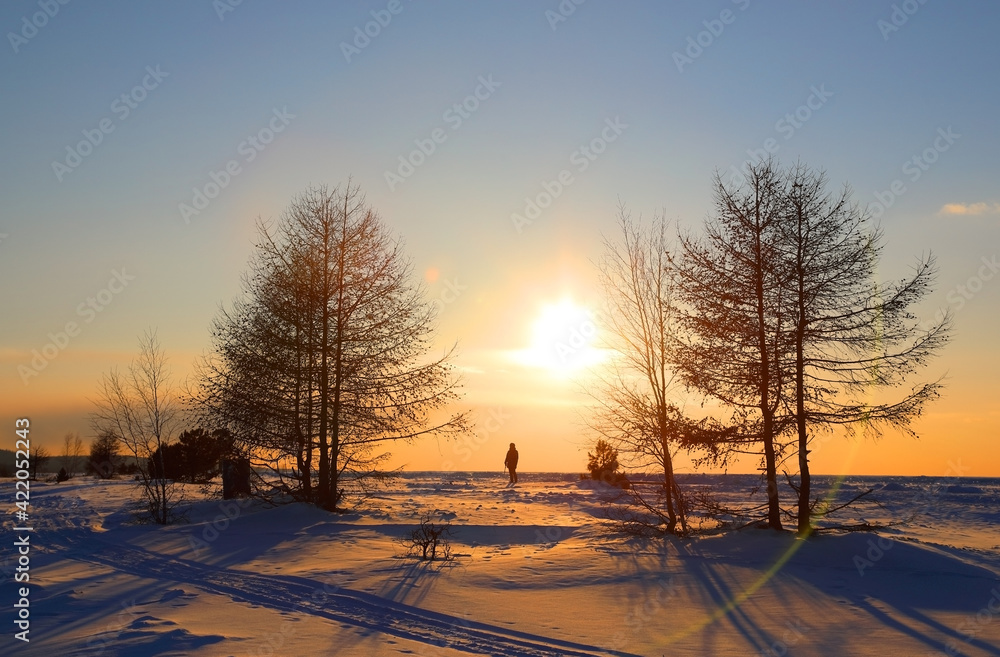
[796,353,811,535]
[327,192,350,512]
[661,431,678,533]
[754,205,782,531]
[317,305,331,508]
[761,412,782,530]
[794,209,811,535]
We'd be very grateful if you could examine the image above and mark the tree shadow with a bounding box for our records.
[629,529,1000,655]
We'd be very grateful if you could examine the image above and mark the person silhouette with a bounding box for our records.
[504,443,519,485]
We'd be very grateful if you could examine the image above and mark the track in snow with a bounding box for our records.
[53,533,640,657]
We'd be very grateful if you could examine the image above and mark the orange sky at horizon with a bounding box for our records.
[4,249,997,479]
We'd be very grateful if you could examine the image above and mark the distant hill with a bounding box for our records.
[0,449,140,477]
[0,449,75,476]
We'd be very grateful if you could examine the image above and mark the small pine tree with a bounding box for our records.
[88,432,120,479]
[587,440,626,487]
[57,467,70,483]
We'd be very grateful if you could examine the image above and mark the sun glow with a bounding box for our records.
[515,299,607,378]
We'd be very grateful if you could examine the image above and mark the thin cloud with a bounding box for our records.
[939,202,1000,216]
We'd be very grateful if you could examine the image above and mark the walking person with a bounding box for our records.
[504,442,519,485]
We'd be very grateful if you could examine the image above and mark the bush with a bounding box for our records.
[56,467,70,483]
[587,439,629,488]
[400,515,453,561]
[149,428,233,483]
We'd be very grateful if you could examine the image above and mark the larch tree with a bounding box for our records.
[777,162,949,534]
[672,159,791,530]
[193,184,468,511]
[673,158,950,533]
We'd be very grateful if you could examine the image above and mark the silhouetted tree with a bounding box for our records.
[193,184,468,510]
[149,428,231,483]
[777,162,949,534]
[62,432,84,477]
[400,514,453,561]
[29,445,50,480]
[673,159,790,530]
[587,439,619,479]
[672,159,950,533]
[586,439,628,488]
[590,208,717,533]
[88,431,120,479]
[180,428,231,483]
[91,331,181,523]
[148,442,184,480]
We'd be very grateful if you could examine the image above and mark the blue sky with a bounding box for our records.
[2,1,998,474]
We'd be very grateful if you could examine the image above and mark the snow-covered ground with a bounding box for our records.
[4,473,1000,656]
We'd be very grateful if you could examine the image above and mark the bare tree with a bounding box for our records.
[399,514,453,561]
[193,184,469,511]
[590,207,716,534]
[62,432,84,477]
[29,445,50,480]
[673,159,791,530]
[672,158,949,534]
[91,331,181,524]
[778,162,949,533]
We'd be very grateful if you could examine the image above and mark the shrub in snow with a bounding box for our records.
[400,515,453,561]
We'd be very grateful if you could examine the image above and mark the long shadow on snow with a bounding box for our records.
[605,534,800,655]
[307,522,580,547]
[634,529,1000,656]
[58,531,642,657]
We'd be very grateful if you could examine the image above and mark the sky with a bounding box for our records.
[1,1,998,476]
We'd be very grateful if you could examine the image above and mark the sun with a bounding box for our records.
[518,299,606,378]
